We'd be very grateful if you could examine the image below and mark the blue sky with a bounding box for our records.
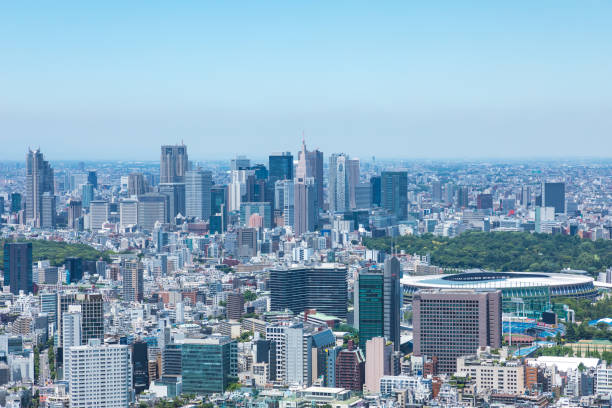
[1,1,611,160]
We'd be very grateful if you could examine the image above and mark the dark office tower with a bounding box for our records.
[128,172,147,196]
[132,341,149,394]
[237,228,258,258]
[456,186,469,208]
[432,181,442,203]
[370,176,381,207]
[269,265,348,318]
[41,192,56,228]
[65,257,83,284]
[354,257,401,351]
[543,182,565,214]
[0,197,4,215]
[123,259,143,302]
[58,293,104,346]
[477,193,493,210]
[520,186,531,208]
[3,242,33,295]
[160,144,189,183]
[329,154,349,213]
[226,292,245,320]
[26,148,54,228]
[250,164,268,181]
[185,170,212,221]
[380,171,408,220]
[163,343,182,376]
[210,186,228,233]
[181,337,238,395]
[10,193,22,213]
[413,289,502,374]
[159,183,186,222]
[255,339,277,381]
[268,152,293,185]
[296,139,324,212]
[294,179,317,236]
[335,342,365,392]
[87,171,97,189]
[67,199,82,230]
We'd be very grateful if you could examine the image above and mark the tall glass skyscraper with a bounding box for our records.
[26,148,54,227]
[354,257,401,350]
[160,144,189,183]
[268,152,293,185]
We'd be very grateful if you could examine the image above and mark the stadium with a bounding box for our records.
[402,271,598,318]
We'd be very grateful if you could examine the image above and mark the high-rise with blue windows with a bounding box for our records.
[181,336,237,395]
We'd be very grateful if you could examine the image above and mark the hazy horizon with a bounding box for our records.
[2,1,611,160]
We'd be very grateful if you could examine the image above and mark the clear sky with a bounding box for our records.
[1,1,611,161]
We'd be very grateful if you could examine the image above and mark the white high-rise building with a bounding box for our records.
[62,306,82,381]
[119,199,138,229]
[89,200,109,230]
[185,169,212,220]
[66,339,132,408]
[329,154,349,213]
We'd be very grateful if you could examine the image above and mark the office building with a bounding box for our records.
[296,139,324,212]
[26,148,54,227]
[354,257,401,350]
[89,200,109,230]
[66,339,132,408]
[81,183,94,208]
[237,228,258,258]
[62,307,81,381]
[10,193,22,213]
[270,265,348,318]
[412,289,502,374]
[160,144,188,183]
[87,170,97,189]
[347,158,360,209]
[381,171,408,220]
[365,337,393,393]
[210,186,228,233]
[329,153,349,213]
[3,242,33,295]
[293,178,317,235]
[137,194,168,231]
[123,259,143,302]
[163,343,182,376]
[185,169,212,221]
[456,186,469,208]
[132,340,149,394]
[269,152,293,185]
[181,337,237,395]
[370,176,381,207]
[58,293,104,347]
[159,182,186,222]
[230,155,250,171]
[128,172,147,196]
[41,192,56,228]
[477,193,493,210]
[335,341,365,391]
[65,257,83,284]
[542,181,565,214]
[226,292,245,320]
[286,324,336,387]
[240,202,272,229]
[279,179,295,227]
[67,199,82,230]
[456,351,525,394]
[119,199,138,229]
[432,181,442,203]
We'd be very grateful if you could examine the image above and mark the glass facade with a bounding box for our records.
[181,339,237,395]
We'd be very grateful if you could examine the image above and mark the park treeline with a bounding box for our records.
[0,239,111,269]
[363,231,612,274]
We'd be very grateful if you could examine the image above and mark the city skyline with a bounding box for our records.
[2,2,612,160]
